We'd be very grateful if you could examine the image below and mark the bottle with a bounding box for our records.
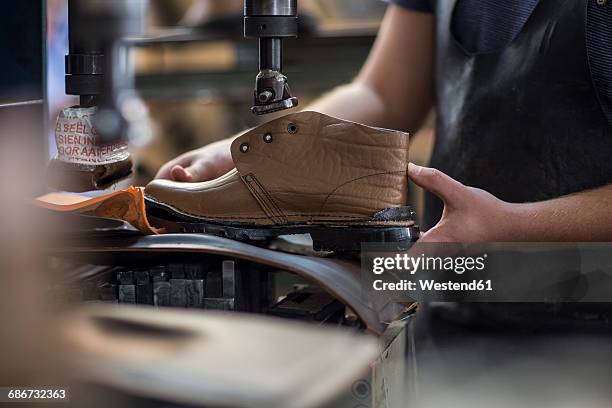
[47,101,133,192]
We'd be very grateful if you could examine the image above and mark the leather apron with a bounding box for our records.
[426,0,612,230]
[421,0,612,331]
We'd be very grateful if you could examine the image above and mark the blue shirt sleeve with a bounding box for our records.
[383,0,433,13]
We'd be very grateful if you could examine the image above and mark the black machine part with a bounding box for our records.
[66,0,149,144]
[244,0,299,115]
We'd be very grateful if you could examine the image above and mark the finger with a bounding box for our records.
[155,155,193,180]
[155,163,175,180]
[407,163,465,208]
[417,228,455,243]
[170,165,194,182]
[178,160,217,182]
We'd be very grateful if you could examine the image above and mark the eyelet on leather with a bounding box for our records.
[263,133,273,143]
[240,143,250,153]
[287,123,298,134]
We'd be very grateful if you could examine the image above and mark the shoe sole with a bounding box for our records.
[145,196,420,252]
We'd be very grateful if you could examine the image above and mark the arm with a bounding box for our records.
[515,186,612,241]
[408,163,612,242]
[307,5,435,131]
[156,5,435,181]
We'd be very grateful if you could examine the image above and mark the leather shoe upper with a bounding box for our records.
[146,111,410,226]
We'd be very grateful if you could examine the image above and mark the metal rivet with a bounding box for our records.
[287,123,298,134]
[245,175,253,182]
[240,142,250,153]
[263,133,273,143]
[597,0,607,6]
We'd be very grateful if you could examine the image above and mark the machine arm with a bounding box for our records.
[244,0,299,115]
[66,0,148,144]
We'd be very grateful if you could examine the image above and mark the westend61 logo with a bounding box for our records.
[372,253,488,275]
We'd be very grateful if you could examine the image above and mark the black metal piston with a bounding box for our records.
[244,0,299,115]
[65,0,148,143]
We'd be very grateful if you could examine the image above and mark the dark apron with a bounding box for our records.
[426,0,612,230]
[421,0,612,331]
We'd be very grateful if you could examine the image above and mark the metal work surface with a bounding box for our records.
[62,305,380,408]
[46,233,409,334]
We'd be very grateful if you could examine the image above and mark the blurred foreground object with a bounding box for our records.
[47,105,133,191]
[0,7,64,396]
[48,0,152,192]
[61,305,378,408]
[180,0,244,26]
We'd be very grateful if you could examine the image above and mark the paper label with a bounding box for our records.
[54,107,129,165]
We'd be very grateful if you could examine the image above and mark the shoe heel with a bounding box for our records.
[311,206,419,252]
[310,225,420,252]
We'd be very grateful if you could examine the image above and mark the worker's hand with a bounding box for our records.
[155,138,235,182]
[407,163,519,242]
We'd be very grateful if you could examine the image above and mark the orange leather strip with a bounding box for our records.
[35,186,159,235]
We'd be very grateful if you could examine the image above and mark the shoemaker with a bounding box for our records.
[157,0,612,243]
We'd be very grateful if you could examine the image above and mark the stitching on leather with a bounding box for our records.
[156,202,375,221]
[196,214,367,220]
[180,212,368,221]
[242,175,278,222]
[252,177,287,224]
[250,183,275,217]
[317,170,407,215]
[155,201,370,221]
[241,174,289,224]
[147,192,374,220]
[251,176,288,223]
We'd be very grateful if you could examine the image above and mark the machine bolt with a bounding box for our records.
[258,90,274,103]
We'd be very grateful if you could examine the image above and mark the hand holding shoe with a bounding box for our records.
[407,163,519,243]
[155,138,235,182]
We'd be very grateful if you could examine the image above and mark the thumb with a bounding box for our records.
[407,163,465,208]
[170,165,194,182]
[171,160,217,182]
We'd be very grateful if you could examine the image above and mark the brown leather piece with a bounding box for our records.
[146,111,411,226]
[146,169,271,223]
[35,187,159,234]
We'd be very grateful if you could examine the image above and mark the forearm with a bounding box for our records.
[511,184,612,241]
[408,164,612,243]
[304,5,434,132]
[304,82,388,128]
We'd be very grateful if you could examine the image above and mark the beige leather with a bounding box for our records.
[146,111,410,226]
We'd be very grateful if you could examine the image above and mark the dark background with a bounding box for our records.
[0,1,46,194]
[0,2,45,104]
